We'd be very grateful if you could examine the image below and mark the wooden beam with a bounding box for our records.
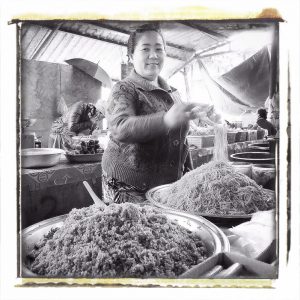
[198,50,233,59]
[168,40,230,78]
[29,22,185,61]
[183,67,191,102]
[87,21,195,53]
[31,23,62,60]
[179,21,228,39]
[268,24,278,98]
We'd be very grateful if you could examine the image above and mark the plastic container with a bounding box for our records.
[247,130,258,141]
[187,135,215,148]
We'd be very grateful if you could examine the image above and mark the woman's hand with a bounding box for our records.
[163,103,222,130]
[163,103,200,129]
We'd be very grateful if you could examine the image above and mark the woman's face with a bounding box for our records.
[131,31,166,81]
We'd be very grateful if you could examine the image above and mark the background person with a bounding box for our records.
[256,108,277,137]
[49,101,104,149]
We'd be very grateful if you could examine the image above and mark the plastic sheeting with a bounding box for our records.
[216,46,270,109]
[197,59,250,116]
[198,47,271,116]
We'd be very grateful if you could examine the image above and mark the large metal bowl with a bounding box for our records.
[146,184,275,226]
[248,143,270,152]
[21,148,65,168]
[230,152,275,164]
[21,208,230,278]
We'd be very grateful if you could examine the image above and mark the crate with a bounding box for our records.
[227,132,237,144]
[257,129,266,140]
[247,130,258,141]
[187,135,215,149]
[235,131,247,142]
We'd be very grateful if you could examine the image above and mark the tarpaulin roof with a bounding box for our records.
[216,46,270,108]
[195,47,271,116]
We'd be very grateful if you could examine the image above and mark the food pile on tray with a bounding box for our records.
[150,161,275,217]
[25,203,208,278]
[65,138,104,163]
[68,138,103,155]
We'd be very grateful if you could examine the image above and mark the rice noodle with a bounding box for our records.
[213,124,228,162]
[158,161,275,216]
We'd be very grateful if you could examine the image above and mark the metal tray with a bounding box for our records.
[146,184,275,226]
[21,208,230,278]
[65,152,103,163]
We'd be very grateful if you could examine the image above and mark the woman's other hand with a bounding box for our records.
[163,103,200,129]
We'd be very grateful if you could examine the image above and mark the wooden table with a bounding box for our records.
[21,157,102,228]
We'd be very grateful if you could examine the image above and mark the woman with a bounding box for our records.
[102,24,211,204]
[49,101,103,149]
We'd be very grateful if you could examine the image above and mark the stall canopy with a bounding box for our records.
[20,20,277,115]
[216,46,270,109]
[197,47,271,115]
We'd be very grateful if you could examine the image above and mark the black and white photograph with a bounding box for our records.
[19,19,279,280]
[0,1,299,299]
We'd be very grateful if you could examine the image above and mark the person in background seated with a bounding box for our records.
[256,108,277,137]
[49,101,104,149]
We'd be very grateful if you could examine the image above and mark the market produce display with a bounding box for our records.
[68,139,103,155]
[157,161,275,216]
[26,203,208,278]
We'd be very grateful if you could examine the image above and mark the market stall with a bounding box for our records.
[19,19,279,281]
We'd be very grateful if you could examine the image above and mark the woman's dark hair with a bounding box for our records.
[257,108,267,119]
[127,23,166,58]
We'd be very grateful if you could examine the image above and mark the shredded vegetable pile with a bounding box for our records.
[26,203,208,278]
[158,161,275,216]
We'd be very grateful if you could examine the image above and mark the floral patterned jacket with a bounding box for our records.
[102,71,193,191]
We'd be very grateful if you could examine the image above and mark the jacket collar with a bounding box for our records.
[127,70,174,93]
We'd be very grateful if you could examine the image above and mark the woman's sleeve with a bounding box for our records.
[68,102,93,133]
[106,81,168,143]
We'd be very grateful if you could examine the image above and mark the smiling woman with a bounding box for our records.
[101,23,210,204]
[129,28,166,83]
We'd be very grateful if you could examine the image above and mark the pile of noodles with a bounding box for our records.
[213,124,228,161]
[158,161,275,216]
